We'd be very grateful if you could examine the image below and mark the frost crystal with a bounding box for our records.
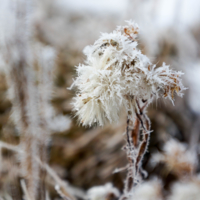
[71,21,185,126]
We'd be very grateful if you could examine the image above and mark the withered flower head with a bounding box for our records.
[71,21,185,127]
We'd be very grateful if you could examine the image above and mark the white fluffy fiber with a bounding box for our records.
[87,183,120,200]
[71,20,185,126]
[168,177,200,200]
[129,179,162,200]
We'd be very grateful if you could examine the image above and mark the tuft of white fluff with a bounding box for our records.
[87,183,120,200]
[168,177,200,200]
[71,21,185,126]
[129,179,163,200]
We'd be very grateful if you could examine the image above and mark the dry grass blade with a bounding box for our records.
[20,179,32,200]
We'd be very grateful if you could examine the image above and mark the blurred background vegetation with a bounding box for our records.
[0,0,200,199]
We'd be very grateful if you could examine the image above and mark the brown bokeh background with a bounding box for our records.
[0,0,200,197]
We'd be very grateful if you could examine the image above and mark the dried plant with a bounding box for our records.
[1,0,199,199]
[0,0,71,199]
[0,1,41,199]
[71,21,185,199]
[71,21,185,127]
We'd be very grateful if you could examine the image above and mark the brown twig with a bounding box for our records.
[135,130,149,173]
[124,115,135,193]
[131,118,140,147]
[122,98,151,197]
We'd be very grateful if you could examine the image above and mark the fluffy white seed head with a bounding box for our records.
[71,21,185,127]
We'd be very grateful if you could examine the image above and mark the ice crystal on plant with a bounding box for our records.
[71,20,185,126]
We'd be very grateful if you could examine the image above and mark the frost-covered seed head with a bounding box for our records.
[71,20,185,127]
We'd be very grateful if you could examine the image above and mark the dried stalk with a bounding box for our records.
[124,116,135,193]
[3,1,40,198]
[131,118,140,147]
[121,98,151,198]
[0,1,57,199]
